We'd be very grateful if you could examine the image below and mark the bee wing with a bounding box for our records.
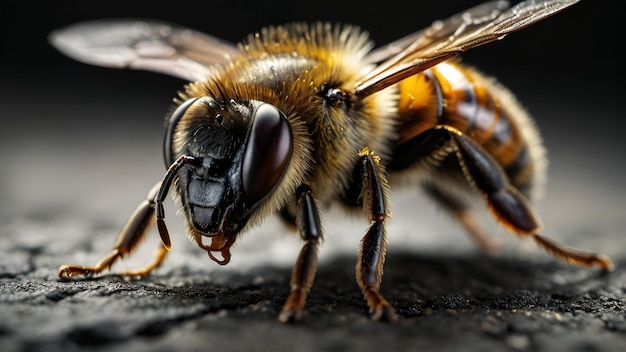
[356,0,580,97]
[49,19,240,82]
[364,0,511,64]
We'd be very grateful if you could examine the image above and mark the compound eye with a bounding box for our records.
[164,97,200,167]
[241,104,293,203]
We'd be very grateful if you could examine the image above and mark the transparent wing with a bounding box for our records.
[356,0,580,97]
[49,19,240,82]
[364,0,511,64]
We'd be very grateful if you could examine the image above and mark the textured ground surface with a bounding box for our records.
[1,1,625,351]
[1,213,625,352]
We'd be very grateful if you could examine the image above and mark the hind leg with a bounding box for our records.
[391,125,614,271]
[446,126,614,271]
[423,182,501,253]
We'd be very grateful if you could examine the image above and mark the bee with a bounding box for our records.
[52,0,613,322]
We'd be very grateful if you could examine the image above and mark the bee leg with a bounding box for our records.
[423,182,501,253]
[346,148,397,322]
[279,184,323,323]
[58,182,169,278]
[445,126,614,271]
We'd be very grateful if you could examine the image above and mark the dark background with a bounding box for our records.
[2,0,624,208]
[1,0,624,185]
[1,0,623,150]
[1,1,625,351]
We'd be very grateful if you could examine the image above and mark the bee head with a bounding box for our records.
[164,96,293,245]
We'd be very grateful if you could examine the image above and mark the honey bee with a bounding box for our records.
[51,0,613,322]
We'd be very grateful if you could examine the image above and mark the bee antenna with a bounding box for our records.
[155,155,199,249]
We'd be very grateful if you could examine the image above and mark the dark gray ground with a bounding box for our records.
[1,0,625,351]
[1,193,625,352]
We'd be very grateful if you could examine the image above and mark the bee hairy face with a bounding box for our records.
[167,97,293,237]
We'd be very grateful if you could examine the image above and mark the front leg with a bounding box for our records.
[346,148,397,321]
[58,182,169,278]
[279,184,323,323]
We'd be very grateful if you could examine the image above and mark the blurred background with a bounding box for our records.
[0,0,624,269]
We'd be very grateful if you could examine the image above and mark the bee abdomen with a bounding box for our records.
[394,61,546,198]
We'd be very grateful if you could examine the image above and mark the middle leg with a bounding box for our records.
[345,148,397,321]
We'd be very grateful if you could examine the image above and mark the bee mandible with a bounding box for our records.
[51,0,613,322]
